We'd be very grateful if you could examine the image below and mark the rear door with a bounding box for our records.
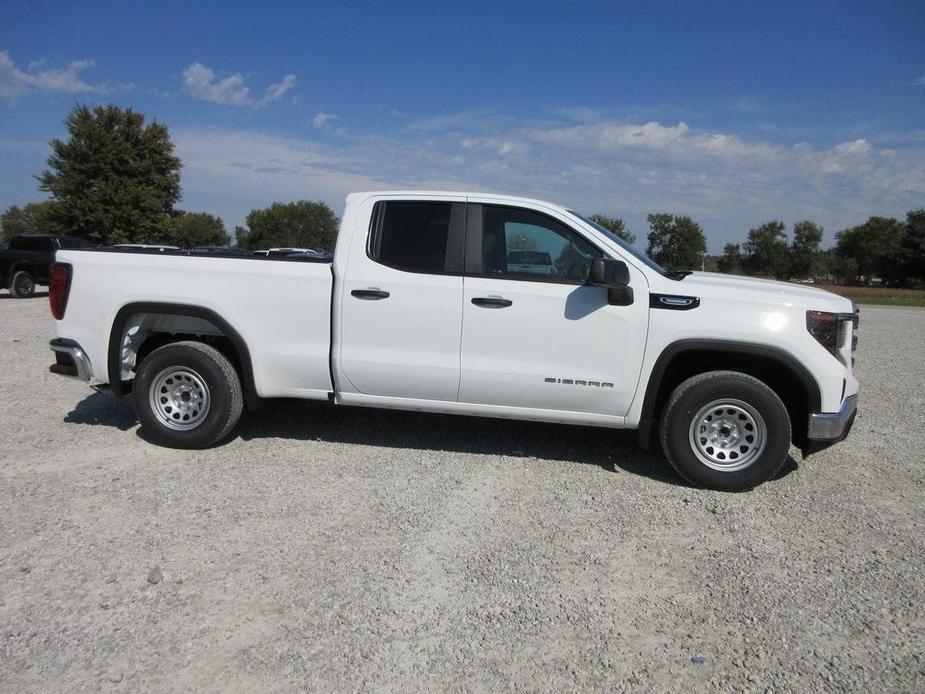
[458,201,647,417]
[337,196,466,401]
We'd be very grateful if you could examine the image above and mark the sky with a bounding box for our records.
[1,0,923,252]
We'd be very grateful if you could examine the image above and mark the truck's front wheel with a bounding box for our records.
[133,341,243,449]
[659,371,791,491]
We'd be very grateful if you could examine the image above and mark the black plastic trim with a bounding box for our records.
[327,264,338,403]
[650,294,700,310]
[464,203,482,275]
[107,302,264,409]
[636,339,822,448]
[471,297,513,308]
[351,289,390,300]
[445,203,466,274]
[49,337,80,377]
[49,363,78,377]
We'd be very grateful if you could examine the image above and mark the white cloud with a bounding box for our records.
[259,74,297,107]
[916,75,925,86]
[181,62,296,108]
[0,50,110,99]
[173,113,925,251]
[312,112,338,129]
[182,63,249,105]
[460,136,522,156]
[311,111,350,138]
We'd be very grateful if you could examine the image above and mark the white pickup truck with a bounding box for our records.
[48,191,858,491]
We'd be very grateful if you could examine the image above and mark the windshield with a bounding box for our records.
[569,211,668,276]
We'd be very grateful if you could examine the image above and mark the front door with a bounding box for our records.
[458,202,647,417]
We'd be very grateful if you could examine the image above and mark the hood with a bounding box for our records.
[671,271,853,312]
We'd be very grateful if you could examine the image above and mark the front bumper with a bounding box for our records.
[49,338,94,382]
[803,394,857,455]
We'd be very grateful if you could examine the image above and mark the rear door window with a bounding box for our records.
[368,201,456,274]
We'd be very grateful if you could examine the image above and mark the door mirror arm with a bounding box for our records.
[607,285,634,306]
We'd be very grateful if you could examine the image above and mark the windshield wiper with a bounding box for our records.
[664,270,692,280]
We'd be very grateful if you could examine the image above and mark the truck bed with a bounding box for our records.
[54,249,334,400]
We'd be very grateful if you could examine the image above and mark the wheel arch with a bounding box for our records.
[637,339,821,449]
[107,302,259,409]
[10,261,37,279]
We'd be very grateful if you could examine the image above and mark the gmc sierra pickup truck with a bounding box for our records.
[48,192,858,491]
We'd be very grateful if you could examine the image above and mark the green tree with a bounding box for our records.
[901,209,925,284]
[645,213,706,270]
[38,104,181,244]
[167,212,229,248]
[0,201,62,241]
[835,217,905,285]
[588,213,636,244]
[717,242,743,274]
[821,249,856,284]
[235,201,339,251]
[789,220,824,280]
[742,221,790,278]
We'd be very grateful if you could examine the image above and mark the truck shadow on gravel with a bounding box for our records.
[64,391,138,430]
[64,393,799,487]
[235,399,691,486]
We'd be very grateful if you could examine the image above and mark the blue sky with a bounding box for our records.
[1,0,923,252]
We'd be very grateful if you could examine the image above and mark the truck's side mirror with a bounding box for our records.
[587,258,634,306]
[587,258,630,287]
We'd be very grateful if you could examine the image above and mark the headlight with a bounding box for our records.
[806,310,856,358]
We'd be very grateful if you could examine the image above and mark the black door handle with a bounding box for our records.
[471,297,512,308]
[351,289,390,300]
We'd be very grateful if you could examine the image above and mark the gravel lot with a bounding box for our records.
[1,292,923,692]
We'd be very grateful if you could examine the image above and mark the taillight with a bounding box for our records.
[49,263,72,320]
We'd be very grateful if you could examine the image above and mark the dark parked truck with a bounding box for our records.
[0,235,94,298]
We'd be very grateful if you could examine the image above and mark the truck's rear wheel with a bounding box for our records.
[133,341,243,449]
[11,270,35,298]
[659,371,791,491]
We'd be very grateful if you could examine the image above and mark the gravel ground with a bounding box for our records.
[1,292,923,692]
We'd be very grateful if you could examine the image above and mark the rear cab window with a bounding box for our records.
[10,236,55,252]
[56,236,94,250]
[368,201,464,274]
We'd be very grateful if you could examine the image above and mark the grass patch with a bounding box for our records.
[820,285,925,307]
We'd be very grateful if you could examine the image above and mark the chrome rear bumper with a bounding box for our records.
[49,338,93,382]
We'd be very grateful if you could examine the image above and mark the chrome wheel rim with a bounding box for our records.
[148,367,211,431]
[689,398,766,472]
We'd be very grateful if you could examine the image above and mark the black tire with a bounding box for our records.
[659,371,792,492]
[132,341,243,449]
[11,270,35,298]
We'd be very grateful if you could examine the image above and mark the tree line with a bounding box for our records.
[0,104,339,251]
[589,210,924,286]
